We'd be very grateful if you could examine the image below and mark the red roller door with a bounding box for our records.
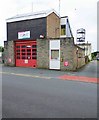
[15,40,37,68]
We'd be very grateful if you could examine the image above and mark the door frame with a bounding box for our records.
[49,40,60,70]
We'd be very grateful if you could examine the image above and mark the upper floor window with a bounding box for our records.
[61,25,66,35]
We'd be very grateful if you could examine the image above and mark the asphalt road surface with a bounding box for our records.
[1,60,98,118]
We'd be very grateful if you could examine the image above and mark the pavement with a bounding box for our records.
[1,60,98,84]
[59,60,98,83]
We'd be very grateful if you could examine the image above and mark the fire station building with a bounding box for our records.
[4,9,85,71]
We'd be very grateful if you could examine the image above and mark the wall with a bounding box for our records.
[77,44,92,61]
[37,39,49,69]
[4,38,85,71]
[60,39,85,71]
[7,17,46,41]
[73,45,85,69]
[4,41,15,66]
[47,12,60,38]
[7,13,60,41]
[60,38,76,71]
[37,38,85,71]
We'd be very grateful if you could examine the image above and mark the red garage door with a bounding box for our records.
[15,40,37,68]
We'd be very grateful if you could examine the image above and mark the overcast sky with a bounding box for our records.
[0,0,97,52]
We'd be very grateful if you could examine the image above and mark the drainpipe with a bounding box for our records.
[76,48,78,69]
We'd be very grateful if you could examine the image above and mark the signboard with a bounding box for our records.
[18,31,30,39]
[64,61,69,66]
[8,58,12,63]
[24,60,28,64]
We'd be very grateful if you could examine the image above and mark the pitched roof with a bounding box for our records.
[6,9,60,23]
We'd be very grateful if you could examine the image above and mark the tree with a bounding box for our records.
[0,46,4,52]
[91,51,99,59]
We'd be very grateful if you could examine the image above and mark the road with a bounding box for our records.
[1,60,98,118]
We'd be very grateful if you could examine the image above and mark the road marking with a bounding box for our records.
[58,75,98,83]
[0,71,10,74]
[0,72,51,79]
[1,71,98,83]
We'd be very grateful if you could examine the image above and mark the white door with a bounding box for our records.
[49,40,60,69]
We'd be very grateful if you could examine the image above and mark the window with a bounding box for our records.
[16,50,20,52]
[17,56,20,59]
[22,56,26,59]
[51,50,59,59]
[32,45,36,48]
[16,46,20,48]
[32,55,37,59]
[21,45,26,48]
[22,49,25,52]
[16,47,20,59]
[61,25,66,35]
[27,49,31,52]
[16,42,37,60]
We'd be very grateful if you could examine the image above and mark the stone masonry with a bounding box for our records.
[4,38,85,71]
[37,39,49,69]
[60,38,76,71]
[37,38,85,71]
[4,40,15,66]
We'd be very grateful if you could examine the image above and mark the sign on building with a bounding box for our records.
[76,28,85,42]
[18,31,30,39]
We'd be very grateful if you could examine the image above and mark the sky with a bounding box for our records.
[0,0,97,52]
